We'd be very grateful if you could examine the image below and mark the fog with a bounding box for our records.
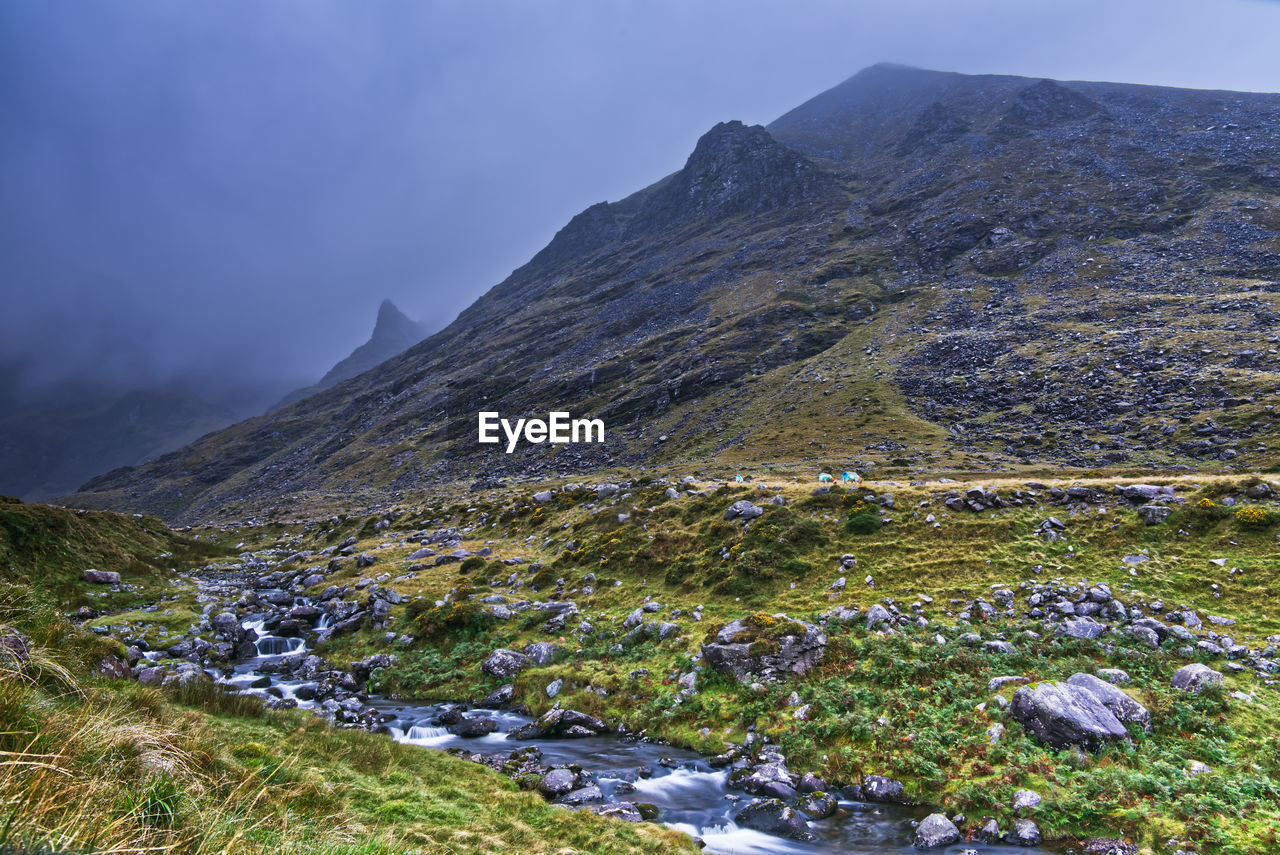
[3,0,1280,400]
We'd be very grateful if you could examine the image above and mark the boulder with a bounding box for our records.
[1011,681,1130,750]
[538,768,579,797]
[1006,818,1043,846]
[481,649,530,679]
[523,641,561,666]
[862,775,907,803]
[450,717,498,738]
[1066,673,1150,730]
[723,500,764,521]
[701,614,826,684]
[83,569,121,584]
[734,798,814,842]
[509,707,607,740]
[913,813,962,849]
[1171,663,1224,692]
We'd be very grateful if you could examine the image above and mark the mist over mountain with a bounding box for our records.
[65,65,1280,523]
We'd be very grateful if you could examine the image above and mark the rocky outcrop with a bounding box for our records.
[701,614,826,684]
[1011,679,1133,750]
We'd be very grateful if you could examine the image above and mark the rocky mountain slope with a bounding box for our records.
[275,299,429,410]
[66,65,1280,523]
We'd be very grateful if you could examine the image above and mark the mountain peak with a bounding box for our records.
[372,299,421,343]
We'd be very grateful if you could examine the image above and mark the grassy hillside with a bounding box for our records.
[143,469,1280,854]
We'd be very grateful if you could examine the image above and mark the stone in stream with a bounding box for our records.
[558,784,603,805]
[508,707,607,740]
[1011,680,1130,750]
[450,717,498,738]
[700,614,826,684]
[1005,818,1043,846]
[1171,663,1224,692]
[913,812,962,849]
[734,798,814,842]
[592,802,643,822]
[862,774,908,803]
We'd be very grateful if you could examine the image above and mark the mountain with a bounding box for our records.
[66,65,1280,522]
[274,299,429,410]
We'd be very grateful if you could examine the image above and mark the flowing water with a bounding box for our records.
[216,602,1060,855]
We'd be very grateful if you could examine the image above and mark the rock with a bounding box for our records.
[592,802,643,822]
[734,798,814,842]
[701,614,826,684]
[1006,818,1043,846]
[532,490,554,504]
[509,707,607,740]
[83,569,121,584]
[913,813,962,849]
[559,784,603,805]
[1011,789,1042,811]
[539,768,579,797]
[1097,668,1131,684]
[724,500,764,521]
[407,547,435,560]
[481,649,530,678]
[479,684,515,707]
[0,626,32,667]
[862,775,907,803]
[865,603,893,630]
[450,717,498,738]
[1137,505,1171,525]
[1059,616,1107,639]
[545,678,563,698]
[1011,681,1130,750]
[1066,673,1150,730]
[800,791,836,819]
[523,641,561,666]
[1171,663,1224,692]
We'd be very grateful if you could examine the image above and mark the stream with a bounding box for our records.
[215,601,1060,855]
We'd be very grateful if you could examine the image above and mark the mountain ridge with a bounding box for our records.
[65,65,1280,522]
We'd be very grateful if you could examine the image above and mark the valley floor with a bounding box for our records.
[5,469,1280,854]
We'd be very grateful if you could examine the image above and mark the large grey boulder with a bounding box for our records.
[481,648,530,678]
[724,500,764,521]
[83,569,121,584]
[1066,673,1150,730]
[701,614,826,683]
[1172,663,1224,692]
[1011,681,1130,750]
[913,813,961,849]
[734,798,814,842]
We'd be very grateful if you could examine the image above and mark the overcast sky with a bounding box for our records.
[3,0,1280,396]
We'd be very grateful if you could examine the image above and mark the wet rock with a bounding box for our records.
[913,812,962,849]
[1006,818,1043,846]
[559,784,603,805]
[592,802,643,822]
[450,717,498,738]
[735,798,814,842]
[862,774,907,804]
[539,768,579,797]
[509,707,608,740]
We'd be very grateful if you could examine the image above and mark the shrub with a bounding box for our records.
[1234,505,1278,530]
[845,499,882,535]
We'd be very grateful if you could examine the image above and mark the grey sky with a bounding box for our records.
[3,0,1280,395]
